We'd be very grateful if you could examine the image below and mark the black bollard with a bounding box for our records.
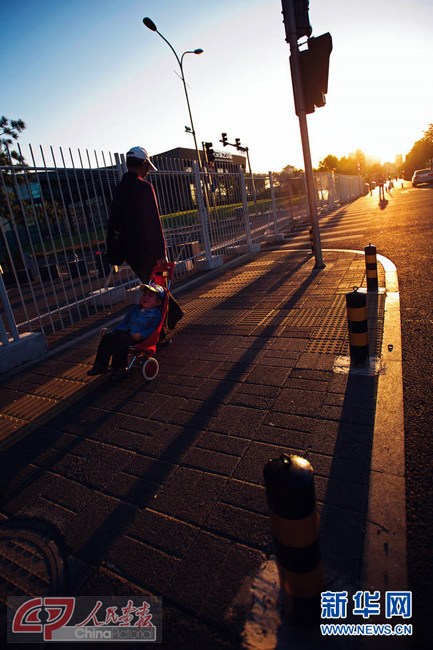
[365,243,378,291]
[346,286,369,365]
[263,454,323,626]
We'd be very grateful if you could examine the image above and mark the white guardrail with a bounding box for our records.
[0,143,362,368]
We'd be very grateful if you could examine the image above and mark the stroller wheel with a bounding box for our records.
[141,357,159,381]
[100,327,108,338]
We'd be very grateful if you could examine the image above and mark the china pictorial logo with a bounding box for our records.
[8,596,161,643]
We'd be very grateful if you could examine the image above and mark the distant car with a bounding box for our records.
[411,168,433,187]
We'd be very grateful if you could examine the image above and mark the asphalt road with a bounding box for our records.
[306,182,432,647]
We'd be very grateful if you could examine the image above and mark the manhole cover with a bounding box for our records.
[0,518,67,603]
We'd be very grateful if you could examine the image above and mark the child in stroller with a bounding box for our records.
[87,281,165,380]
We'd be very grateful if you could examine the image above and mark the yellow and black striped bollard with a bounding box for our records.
[263,454,323,626]
[346,286,369,365]
[365,243,378,291]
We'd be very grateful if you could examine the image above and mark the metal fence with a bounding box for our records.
[0,144,363,349]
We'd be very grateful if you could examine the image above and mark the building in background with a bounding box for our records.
[151,147,248,214]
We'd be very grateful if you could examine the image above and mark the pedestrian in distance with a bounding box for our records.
[106,145,183,341]
[87,282,165,379]
[377,174,385,200]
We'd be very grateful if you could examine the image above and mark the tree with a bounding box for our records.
[404,124,433,177]
[316,151,383,177]
[0,115,26,228]
[318,155,338,172]
[337,156,358,175]
[0,115,26,164]
[282,164,304,175]
[0,116,27,263]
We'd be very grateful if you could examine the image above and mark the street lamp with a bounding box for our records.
[143,17,203,167]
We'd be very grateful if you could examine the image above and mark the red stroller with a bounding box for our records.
[125,261,175,381]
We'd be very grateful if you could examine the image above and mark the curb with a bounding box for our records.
[240,248,406,648]
[362,253,407,591]
[324,248,407,590]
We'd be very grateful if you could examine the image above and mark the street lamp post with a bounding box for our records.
[143,16,222,272]
[143,17,203,167]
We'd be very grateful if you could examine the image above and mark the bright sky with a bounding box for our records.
[2,0,432,172]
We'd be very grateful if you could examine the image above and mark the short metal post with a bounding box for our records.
[327,171,336,210]
[269,171,279,236]
[114,152,126,181]
[365,243,378,291]
[193,160,213,263]
[239,168,253,247]
[346,286,369,365]
[263,453,323,626]
[0,272,20,344]
[309,227,314,253]
[192,162,223,270]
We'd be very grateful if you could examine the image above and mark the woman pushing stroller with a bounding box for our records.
[105,145,183,340]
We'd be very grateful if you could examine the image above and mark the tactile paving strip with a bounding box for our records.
[306,339,347,354]
[305,292,385,356]
[192,310,244,325]
[306,295,348,352]
[239,309,275,326]
[279,307,328,327]
[244,260,277,267]
[0,355,105,450]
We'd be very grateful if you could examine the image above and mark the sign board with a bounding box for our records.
[214,150,233,161]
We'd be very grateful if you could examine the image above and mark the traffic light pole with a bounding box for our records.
[284,1,325,269]
[220,135,257,202]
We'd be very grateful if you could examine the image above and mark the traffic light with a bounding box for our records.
[282,0,312,42]
[204,142,215,162]
[221,132,228,146]
[235,138,241,150]
[294,0,312,39]
[291,32,333,115]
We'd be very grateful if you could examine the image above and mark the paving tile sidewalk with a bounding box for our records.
[0,248,392,648]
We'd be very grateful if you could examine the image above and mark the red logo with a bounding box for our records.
[12,597,75,641]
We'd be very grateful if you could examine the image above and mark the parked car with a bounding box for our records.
[411,168,433,187]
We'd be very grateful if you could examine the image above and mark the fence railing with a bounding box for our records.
[0,144,363,355]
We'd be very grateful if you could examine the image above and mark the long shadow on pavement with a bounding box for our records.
[1,251,367,648]
[320,370,377,591]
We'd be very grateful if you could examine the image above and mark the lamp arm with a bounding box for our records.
[156,30,182,70]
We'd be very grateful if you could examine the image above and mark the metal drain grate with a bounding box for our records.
[0,519,67,602]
